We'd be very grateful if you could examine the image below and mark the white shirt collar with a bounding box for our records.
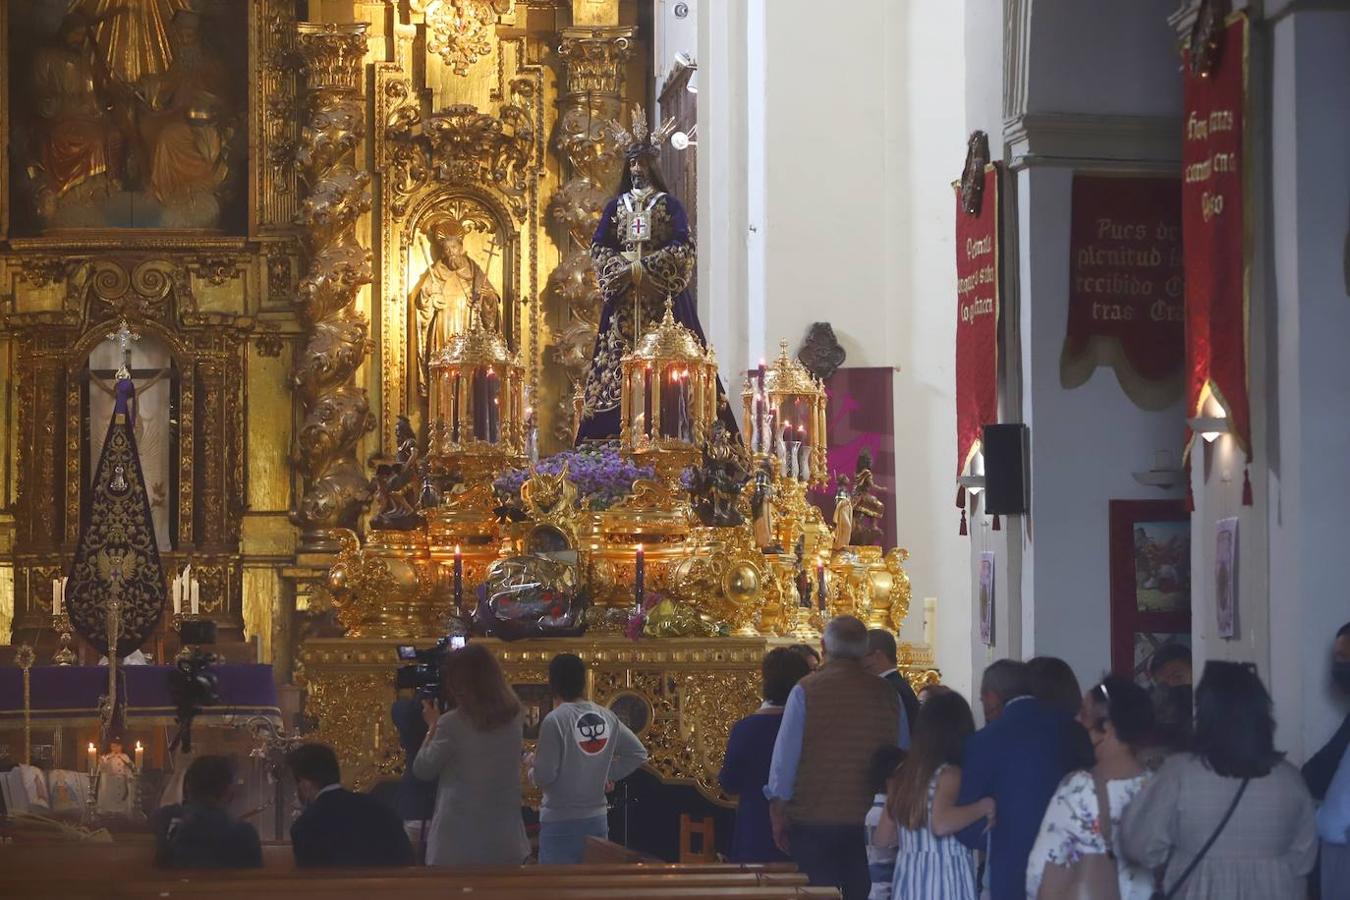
[316,783,343,799]
[878,668,898,679]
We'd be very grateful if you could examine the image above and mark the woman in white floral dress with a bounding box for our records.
[1026,676,1156,899]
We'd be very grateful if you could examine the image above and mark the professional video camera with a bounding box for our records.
[394,635,467,701]
[167,648,221,753]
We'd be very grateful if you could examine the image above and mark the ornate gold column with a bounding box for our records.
[290,23,374,555]
[547,24,636,444]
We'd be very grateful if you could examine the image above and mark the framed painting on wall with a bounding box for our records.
[1109,499,1191,678]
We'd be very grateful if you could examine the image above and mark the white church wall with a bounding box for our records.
[753,0,973,693]
[696,0,973,691]
[1016,165,1187,683]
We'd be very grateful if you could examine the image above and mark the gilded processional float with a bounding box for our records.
[0,1,933,807]
[313,116,924,797]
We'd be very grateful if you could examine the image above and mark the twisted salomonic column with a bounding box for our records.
[290,23,374,553]
[548,25,635,443]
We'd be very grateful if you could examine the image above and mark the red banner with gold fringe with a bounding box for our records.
[1183,13,1250,456]
[1063,174,1185,408]
[954,165,1000,476]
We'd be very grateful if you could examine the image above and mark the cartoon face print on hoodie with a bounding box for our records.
[574,711,609,754]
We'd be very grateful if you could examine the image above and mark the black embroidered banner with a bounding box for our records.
[67,377,167,656]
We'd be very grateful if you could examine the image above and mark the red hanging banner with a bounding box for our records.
[1063,174,1184,408]
[1183,13,1250,456]
[954,164,1000,476]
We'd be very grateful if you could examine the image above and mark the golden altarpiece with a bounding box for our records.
[0,1,934,804]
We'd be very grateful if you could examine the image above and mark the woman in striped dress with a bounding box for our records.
[872,692,990,900]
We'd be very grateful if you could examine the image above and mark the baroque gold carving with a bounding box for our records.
[425,0,511,76]
[299,635,767,801]
[290,23,375,551]
[384,90,537,220]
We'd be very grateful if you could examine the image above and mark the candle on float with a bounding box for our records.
[172,573,182,615]
[757,359,767,391]
[87,742,97,774]
[453,545,464,610]
[189,577,199,616]
[797,426,810,482]
[677,369,692,442]
[817,560,827,611]
[134,741,144,771]
[634,544,646,609]
[52,577,60,616]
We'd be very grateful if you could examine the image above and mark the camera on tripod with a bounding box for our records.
[394,635,466,701]
[167,648,221,753]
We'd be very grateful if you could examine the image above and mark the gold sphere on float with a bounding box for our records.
[724,561,761,605]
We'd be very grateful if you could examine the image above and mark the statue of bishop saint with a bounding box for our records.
[412,218,503,396]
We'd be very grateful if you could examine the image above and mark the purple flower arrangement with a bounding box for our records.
[494,446,656,511]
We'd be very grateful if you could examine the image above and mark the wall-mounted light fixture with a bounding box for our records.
[1187,415,1229,443]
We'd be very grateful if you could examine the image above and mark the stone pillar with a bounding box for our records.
[290,23,374,555]
[1262,4,1350,760]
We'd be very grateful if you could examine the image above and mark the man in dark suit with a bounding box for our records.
[864,629,920,733]
[152,755,262,869]
[955,659,1090,900]
[286,743,414,868]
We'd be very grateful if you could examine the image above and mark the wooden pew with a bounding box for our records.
[0,840,832,900]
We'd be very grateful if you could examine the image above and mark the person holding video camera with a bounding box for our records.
[413,643,530,866]
[528,653,648,864]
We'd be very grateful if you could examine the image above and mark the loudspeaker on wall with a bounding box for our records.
[983,424,1028,515]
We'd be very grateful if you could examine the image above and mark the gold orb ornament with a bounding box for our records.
[723,561,761,605]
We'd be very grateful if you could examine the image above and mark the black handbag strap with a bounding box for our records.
[1161,777,1249,900]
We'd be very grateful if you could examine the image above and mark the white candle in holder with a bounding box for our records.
[190,578,200,616]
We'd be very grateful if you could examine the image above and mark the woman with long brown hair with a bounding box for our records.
[413,643,529,865]
[872,691,990,899]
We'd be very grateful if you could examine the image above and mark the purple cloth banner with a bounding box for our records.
[807,367,896,550]
[0,665,279,726]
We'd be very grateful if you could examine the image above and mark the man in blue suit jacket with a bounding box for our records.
[956,659,1092,900]
[286,743,414,868]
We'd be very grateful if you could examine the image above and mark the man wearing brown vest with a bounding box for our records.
[765,616,905,900]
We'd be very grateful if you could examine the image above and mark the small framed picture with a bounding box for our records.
[1110,500,1191,676]
[978,551,995,646]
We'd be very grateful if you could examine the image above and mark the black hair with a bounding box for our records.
[285,743,341,789]
[788,643,821,664]
[1085,675,1155,748]
[762,647,811,706]
[615,144,671,196]
[867,745,907,796]
[866,629,899,665]
[183,755,234,805]
[1149,642,1193,676]
[1337,622,1350,640]
[1028,657,1083,716]
[980,659,1033,704]
[548,653,587,702]
[1193,660,1282,778]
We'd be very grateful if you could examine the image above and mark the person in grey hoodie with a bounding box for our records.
[528,653,648,863]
